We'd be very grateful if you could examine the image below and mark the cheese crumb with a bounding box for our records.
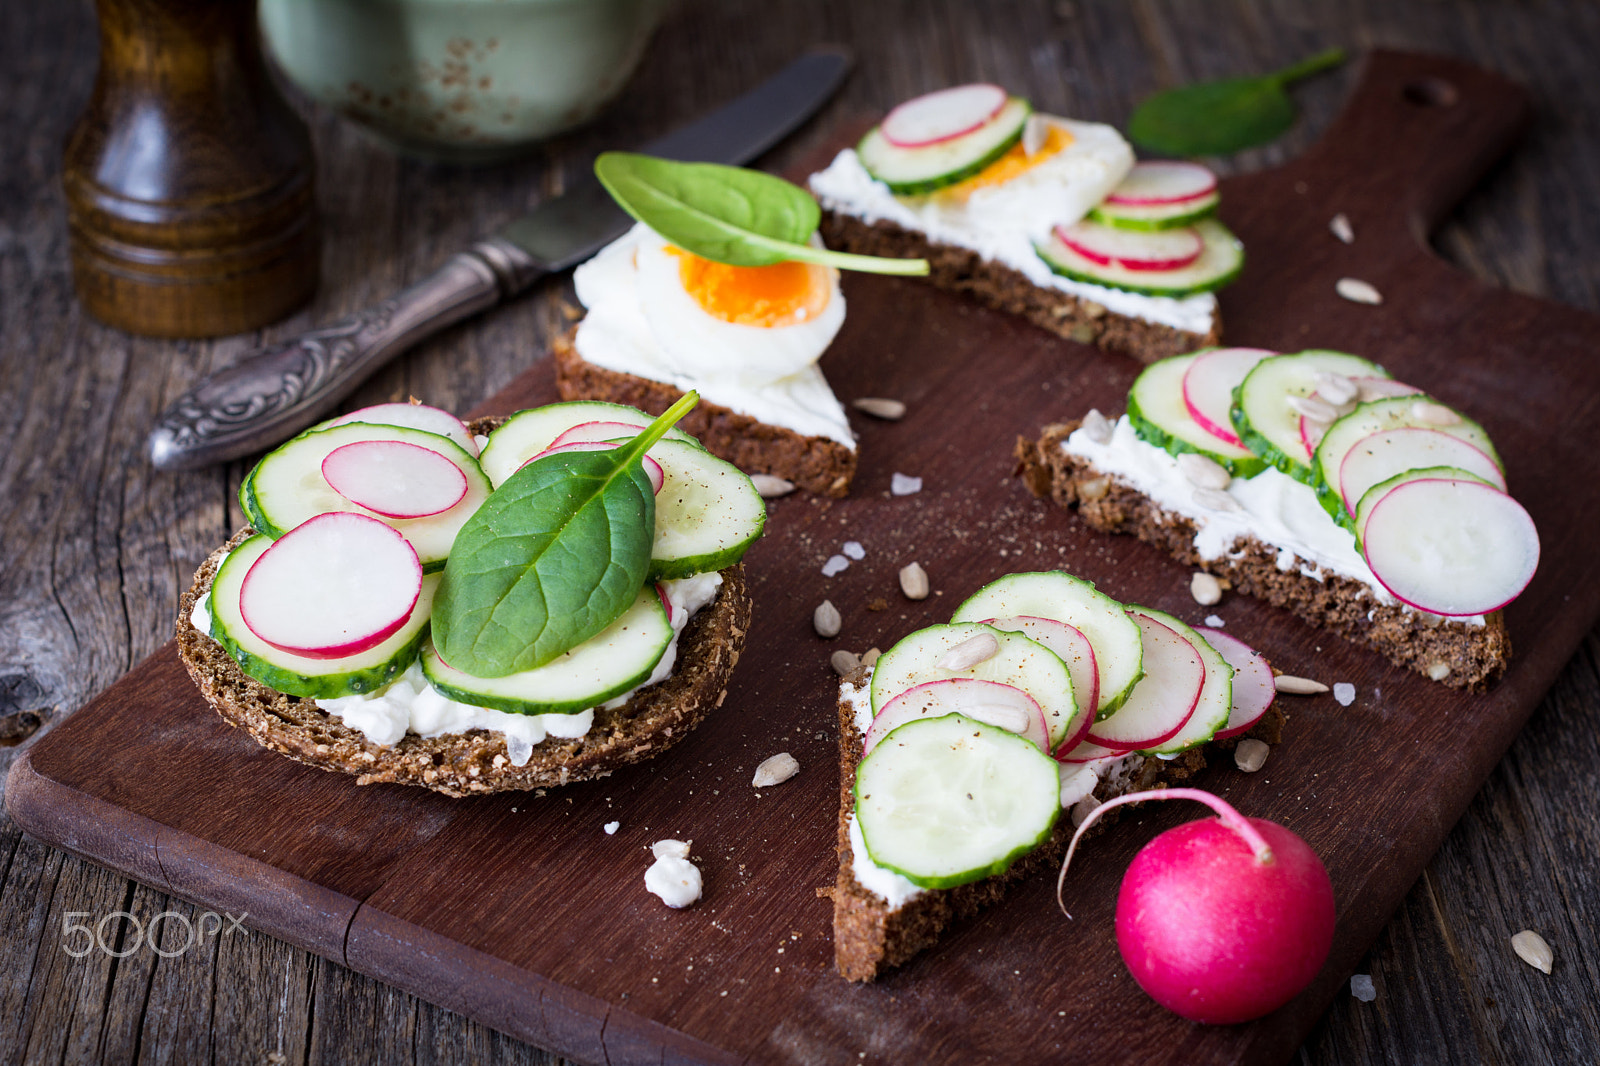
[1333,682,1356,706]
[604,821,620,835]
[1350,974,1376,1002]
[645,839,702,908]
[890,473,923,496]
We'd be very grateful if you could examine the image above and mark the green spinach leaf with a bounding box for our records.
[431,392,698,678]
[1128,48,1345,157]
[595,152,929,276]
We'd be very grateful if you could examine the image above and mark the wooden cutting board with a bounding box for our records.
[10,51,1600,1065]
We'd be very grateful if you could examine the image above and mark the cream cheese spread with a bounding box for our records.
[1060,415,1485,625]
[644,838,703,908]
[807,120,1217,337]
[573,223,856,448]
[192,556,724,762]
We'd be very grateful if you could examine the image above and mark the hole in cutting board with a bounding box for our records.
[1402,78,1459,107]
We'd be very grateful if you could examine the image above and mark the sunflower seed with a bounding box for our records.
[1426,660,1452,681]
[1234,738,1270,772]
[750,474,795,498]
[860,647,881,667]
[1022,112,1051,156]
[1177,452,1231,490]
[1078,476,1110,501]
[936,633,999,671]
[1511,930,1554,974]
[1410,400,1462,426]
[852,397,906,421]
[1275,674,1329,695]
[1193,487,1241,512]
[1336,277,1383,305]
[1191,572,1223,606]
[1288,393,1340,422]
[752,752,800,788]
[899,561,930,600]
[830,649,861,676]
[1314,371,1358,405]
[813,600,842,638]
[1081,408,1113,444]
[1330,213,1355,244]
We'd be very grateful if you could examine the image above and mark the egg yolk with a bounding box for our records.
[666,246,832,328]
[937,124,1076,202]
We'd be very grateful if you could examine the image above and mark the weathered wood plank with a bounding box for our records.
[1,0,1597,1063]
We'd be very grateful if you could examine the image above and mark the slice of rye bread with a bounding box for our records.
[1014,419,1513,691]
[175,416,753,797]
[827,666,1285,982]
[818,211,1221,365]
[551,329,858,498]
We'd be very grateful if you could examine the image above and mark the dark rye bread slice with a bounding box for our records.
[177,531,752,797]
[1015,419,1512,691]
[551,329,858,498]
[818,212,1221,365]
[828,667,1285,982]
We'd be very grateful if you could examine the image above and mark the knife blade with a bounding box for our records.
[149,47,852,471]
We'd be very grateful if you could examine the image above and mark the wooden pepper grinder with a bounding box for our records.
[63,0,319,338]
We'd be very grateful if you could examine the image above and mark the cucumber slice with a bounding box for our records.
[648,438,766,580]
[1089,192,1220,231]
[1312,397,1501,526]
[242,422,491,572]
[870,623,1081,749]
[854,713,1062,890]
[1353,465,1496,551]
[479,401,703,489]
[208,535,437,698]
[1034,218,1242,297]
[421,584,672,714]
[1231,351,1388,481]
[1126,353,1266,476]
[1131,607,1232,756]
[857,97,1031,195]
[951,572,1142,717]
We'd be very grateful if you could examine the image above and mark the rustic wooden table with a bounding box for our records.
[2,2,1596,1063]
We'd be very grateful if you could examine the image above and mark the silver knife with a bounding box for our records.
[149,47,852,471]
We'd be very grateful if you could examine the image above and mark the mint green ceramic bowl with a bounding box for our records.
[260,0,667,163]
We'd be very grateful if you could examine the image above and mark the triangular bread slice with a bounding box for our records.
[552,329,858,498]
[828,665,1282,982]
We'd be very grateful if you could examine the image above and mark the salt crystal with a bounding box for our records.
[604,821,620,835]
[1350,974,1376,1002]
[842,540,865,560]
[1205,614,1226,628]
[890,473,923,496]
[1333,682,1356,706]
[821,555,850,577]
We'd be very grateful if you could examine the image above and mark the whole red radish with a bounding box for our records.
[1058,788,1335,1025]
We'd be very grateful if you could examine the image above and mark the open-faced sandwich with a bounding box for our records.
[829,569,1283,981]
[178,395,764,796]
[554,153,928,498]
[809,83,1243,362]
[1015,348,1540,689]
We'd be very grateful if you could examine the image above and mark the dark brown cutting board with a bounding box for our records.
[10,51,1600,1065]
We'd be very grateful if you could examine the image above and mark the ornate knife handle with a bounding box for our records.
[148,237,543,470]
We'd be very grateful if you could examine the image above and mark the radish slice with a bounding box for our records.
[322,440,470,519]
[1057,737,1124,764]
[1087,614,1204,750]
[865,679,1049,756]
[524,441,665,494]
[982,615,1098,750]
[1194,628,1276,740]
[1054,221,1203,273]
[1362,478,1539,616]
[551,421,652,448]
[880,83,1009,148]
[655,582,673,625]
[327,402,478,457]
[1182,347,1274,448]
[1339,427,1506,518]
[239,512,422,660]
[1103,161,1218,206]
